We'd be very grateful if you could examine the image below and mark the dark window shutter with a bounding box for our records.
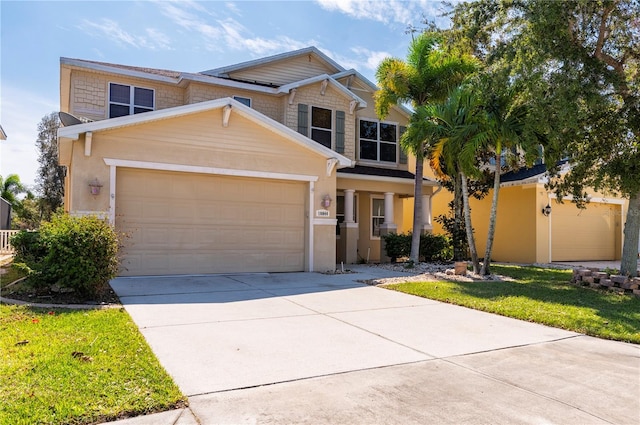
[335,110,345,153]
[399,125,408,164]
[297,104,308,136]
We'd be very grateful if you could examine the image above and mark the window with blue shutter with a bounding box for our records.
[297,104,308,136]
[335,110,345,153]
[399,125,407,164]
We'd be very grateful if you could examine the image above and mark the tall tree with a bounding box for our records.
[36,112,65,220]
[480,86,541,275]
[375,32,478,263]
[450,0,640,276]
[426,86,488,273]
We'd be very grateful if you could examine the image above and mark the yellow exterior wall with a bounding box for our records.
[66,109,338,272]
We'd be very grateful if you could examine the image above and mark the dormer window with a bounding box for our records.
[109,83,154,118]
[359,119,397,163]
[311,107,332,148]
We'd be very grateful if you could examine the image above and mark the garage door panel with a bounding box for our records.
[116,169,306,276]
[552,202,616,261]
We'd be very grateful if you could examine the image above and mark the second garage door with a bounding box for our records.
[551,201,618,261]
[116,168,306,276]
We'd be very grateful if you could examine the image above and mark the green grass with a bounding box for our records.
[0,305,186,425]
[387,264,640,344]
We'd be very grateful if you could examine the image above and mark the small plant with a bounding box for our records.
[11,213,120,298]
[382,232,453,263]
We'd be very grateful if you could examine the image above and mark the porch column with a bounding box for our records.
[344,189,355,223]
[422,194,433,233]
[339,189,358,264]
[380,192,397,263]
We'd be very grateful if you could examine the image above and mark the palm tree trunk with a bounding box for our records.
[453,173,465,261]
[410,153,424,263]
[621,190,640,277]
[460,170,480,273]
[481,153,502,275]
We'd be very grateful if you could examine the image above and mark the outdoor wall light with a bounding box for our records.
[89,178,103,196]
[542,203,552,216]
[321,194,332,209]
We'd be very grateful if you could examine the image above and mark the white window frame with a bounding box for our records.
[108,82,155,118]
[310,106,333,149]
[370,195,385,240]
[336,193,358,238]
[233,96,252,107]
[358,118,399,164]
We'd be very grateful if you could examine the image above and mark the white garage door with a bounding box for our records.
[116,168,306,276]
[551,201,617,261]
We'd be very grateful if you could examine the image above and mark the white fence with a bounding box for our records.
[0,230,19,254]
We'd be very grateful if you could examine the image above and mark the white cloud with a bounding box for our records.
[350,47,394,71]
[157,2,315,56]
[77,19,173,51]
[315,0,448,26]
[0,87,58,189]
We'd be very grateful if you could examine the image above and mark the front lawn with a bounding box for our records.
[387,264,640,344]
[0,305,186,425]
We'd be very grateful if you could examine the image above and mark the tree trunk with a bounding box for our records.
[620,190,640,277]
[481,153,502,275]
[410,153,424,264]
[460,170,480,273]
[453,173,465,261]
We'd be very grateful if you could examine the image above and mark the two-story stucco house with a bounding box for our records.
[57,47,437,276]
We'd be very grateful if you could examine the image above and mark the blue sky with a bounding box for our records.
[0,0,450,189]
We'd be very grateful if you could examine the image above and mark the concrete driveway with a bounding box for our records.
[110,266,640,425]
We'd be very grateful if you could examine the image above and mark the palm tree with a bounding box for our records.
[375,32,478,263]
[0,174,27,209]
[480,89,540,275]
[425,86,487,273]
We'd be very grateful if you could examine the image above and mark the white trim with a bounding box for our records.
[308,181,315,272]
[69,210,109,220]
[103,158,319,182]
[278,74,367,108]
[109,165,116,225]
[313,218,338,225]
[548,194,625,205]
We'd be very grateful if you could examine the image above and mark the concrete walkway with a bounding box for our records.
[108,265,640,424]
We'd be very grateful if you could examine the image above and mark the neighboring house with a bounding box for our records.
[0,125,6,141]
[424,161,630,264]
[0,197,11,230]
[57,47,437,276]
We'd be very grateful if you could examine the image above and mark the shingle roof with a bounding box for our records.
[501,160,568,183]
[338,165,434,182]
[64,58,183,79]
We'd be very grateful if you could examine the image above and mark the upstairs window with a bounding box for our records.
[359,119,397,163]
[311,106,332,148]
[109,83,154,118]
[233,96,252,107]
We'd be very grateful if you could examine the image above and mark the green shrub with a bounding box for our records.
[381,232,411,261]
[382,232,453,263]
[11,230,47,266]
[16,213,120,297]
[419,233,452,261]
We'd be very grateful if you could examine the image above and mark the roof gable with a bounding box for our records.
[57,97,352,168]
[201,47,344,87]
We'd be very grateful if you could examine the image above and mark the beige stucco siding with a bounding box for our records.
[227,55,337,86]
[185,82,283,122]
[284,84,356,159]
[66,69,184,121]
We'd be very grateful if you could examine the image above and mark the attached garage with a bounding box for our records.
[551,200,620,261]
[116,168,306,276]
